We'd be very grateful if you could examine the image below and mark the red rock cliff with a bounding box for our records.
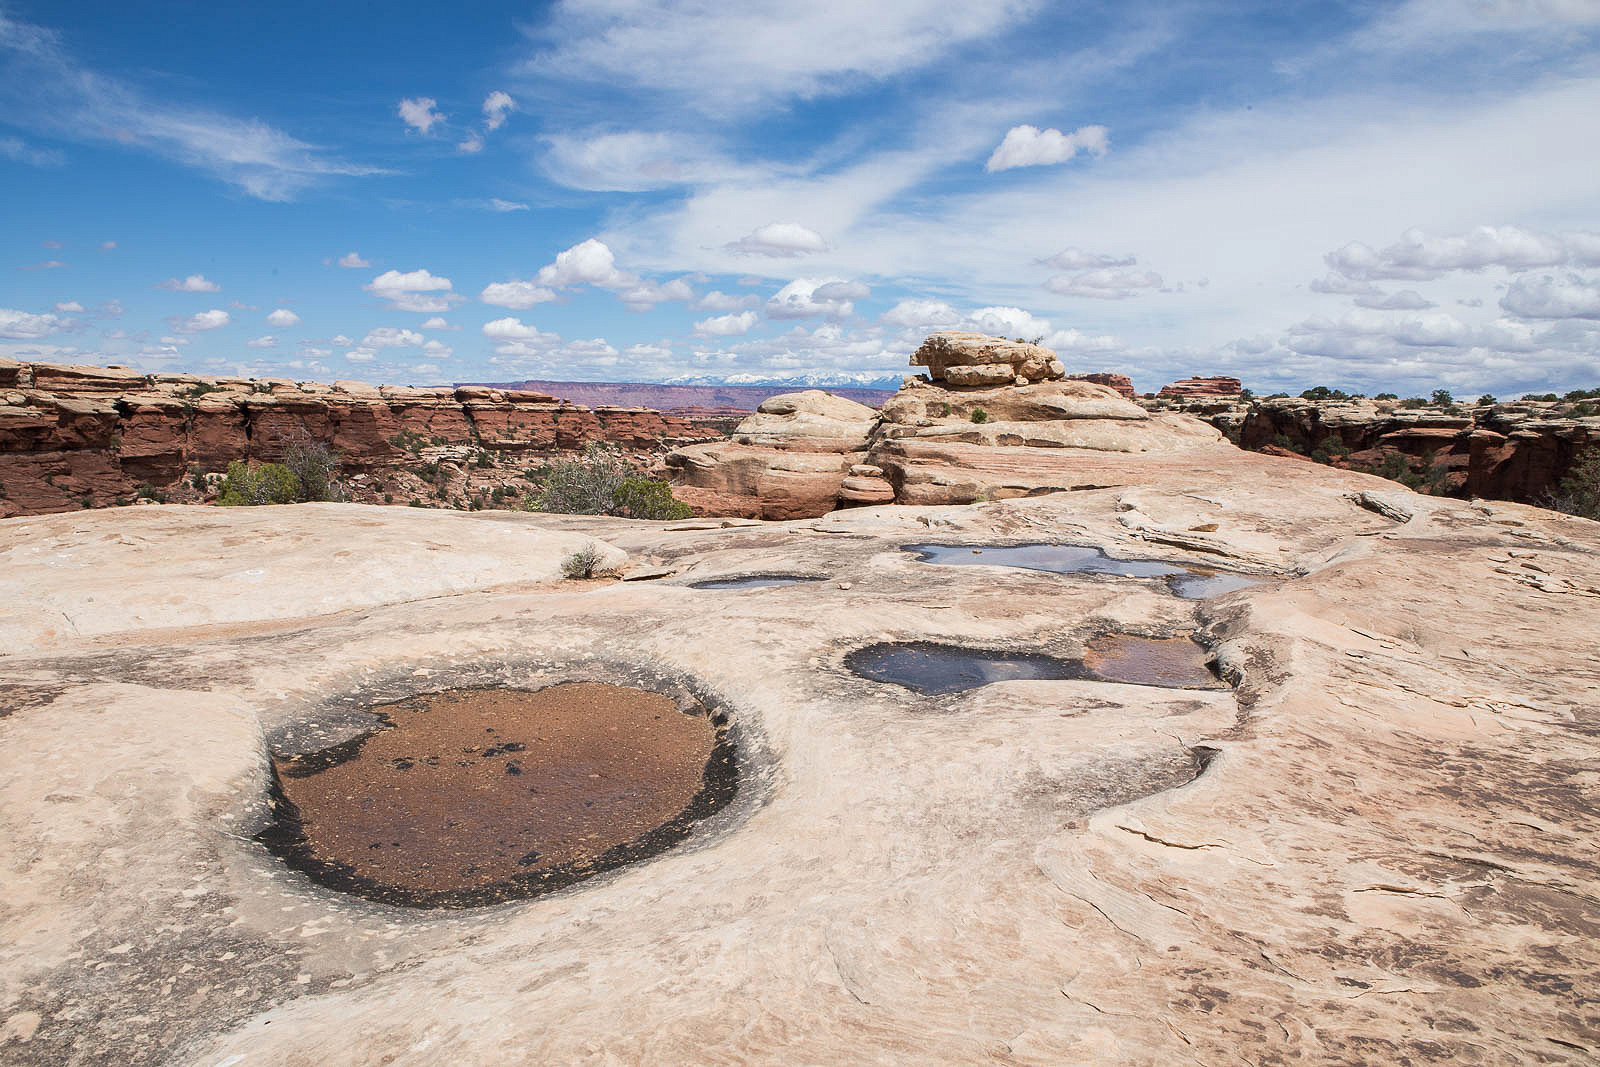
[0,358,718,517]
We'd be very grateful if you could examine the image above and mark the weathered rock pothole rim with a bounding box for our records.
[239,656,775,912]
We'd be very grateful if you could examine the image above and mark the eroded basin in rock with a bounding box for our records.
[689,574,827,590]
[259,682,737,908]
[847,635,1227,695]
[902,543,1262,600]
[1081,634,1225,689]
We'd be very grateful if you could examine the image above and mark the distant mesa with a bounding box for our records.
[1159,376,1243,399]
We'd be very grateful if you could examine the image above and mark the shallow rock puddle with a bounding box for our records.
[846,636,1225,695]
[259,682,736,908]
[903,542,1261,600]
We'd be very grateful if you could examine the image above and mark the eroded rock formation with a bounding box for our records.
[1147,391,1600,502]
[668,332,1226,517]
[0,358,717,518]
[1159,375,1243,398]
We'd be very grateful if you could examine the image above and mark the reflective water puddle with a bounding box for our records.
[845,635,1224,696]
[259,683,736,908]
[903,543,1262,600]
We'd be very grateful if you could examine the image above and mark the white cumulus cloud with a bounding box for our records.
[246,335,277,348]
[366,268,462,313]
[536,238,636,289]
[881,299,962,328]
[420,316,459,330]
[1325,225,1600,281]
[0,308,63,339]
[1044,268,1163,299]
[398,97,444,134]
[481,280,559,308]
[985,124,1109,172]
[266,308,300,327]
[157,273,220,293]
[694,310,759,336]
[362,327,425,348]
[766,277,862,319]
[483,91,515,130]
[727,222,829,257]
[172,309,230,333]
[337,251,370,268]
[1500,273,1600,319]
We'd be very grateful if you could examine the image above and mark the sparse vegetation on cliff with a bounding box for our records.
[534,443,691,520]
[217,461,300,506]
[1547,446,1600,520]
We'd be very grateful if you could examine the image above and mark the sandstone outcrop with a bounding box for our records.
[0,359,718,518]
[1066,371,1135,398]
[3,434,1597,1064]
[666,390,880,519]
[1159,375,1243,398]
[668,335,1228,516]
[910,331,1066,386]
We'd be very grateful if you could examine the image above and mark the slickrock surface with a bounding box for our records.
[3,436,1598,1064]
[0,357,717,518]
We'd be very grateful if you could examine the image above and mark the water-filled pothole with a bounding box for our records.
[689,574,826,590]
[902,543,1261,600]
[846,635,1225,695]
[258,683,736,909]
[1081,634,1224,688]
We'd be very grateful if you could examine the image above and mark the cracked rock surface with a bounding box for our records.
[2,444,1598,1064]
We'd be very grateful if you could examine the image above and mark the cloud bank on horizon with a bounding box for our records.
[2,0,1600,396]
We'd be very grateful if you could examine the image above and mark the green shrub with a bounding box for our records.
[218,461,300,506]
[282,440,347,502]
[1375,392,1398,400]
[1548,446,1600,520]
[1431,389,1453,406]
[1476,394,1497,406]
[536,443,630,515]
[613,476,692,520]
[969,408,989,424]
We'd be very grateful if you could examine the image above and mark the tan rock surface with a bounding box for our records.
[2,437,1599,1065]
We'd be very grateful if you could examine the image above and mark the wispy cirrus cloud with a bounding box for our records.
[0,11,379,200]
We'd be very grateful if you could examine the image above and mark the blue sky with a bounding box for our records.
[3,0,1599,395]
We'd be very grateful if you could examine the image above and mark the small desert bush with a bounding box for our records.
[969,408,989,424]
[218,461,300,506]
[560,541,612,579]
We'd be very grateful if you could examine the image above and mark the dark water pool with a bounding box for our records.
[845,635,1225,696]
[689,574,827,590]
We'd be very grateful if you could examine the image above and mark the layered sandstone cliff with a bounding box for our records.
[0,357,717,518]
[1145,390,1600,502]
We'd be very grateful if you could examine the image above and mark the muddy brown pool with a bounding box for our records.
[261,683,735,908]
